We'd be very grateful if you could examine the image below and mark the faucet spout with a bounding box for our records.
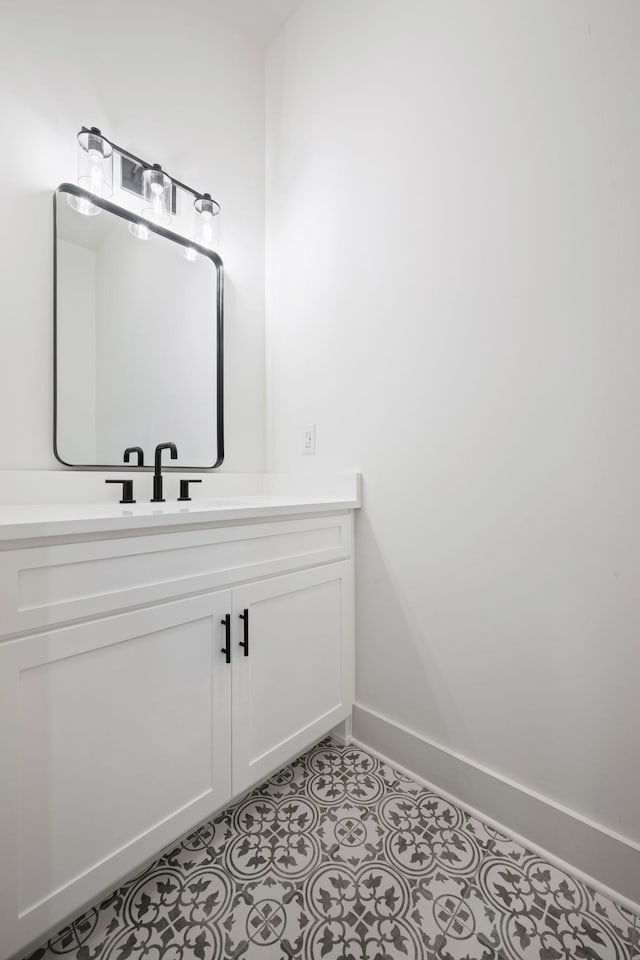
[124,446,144,466]
[151,443,178,502]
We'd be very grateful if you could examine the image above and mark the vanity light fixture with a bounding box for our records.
[67,127,113,216]
[67,126,221,254]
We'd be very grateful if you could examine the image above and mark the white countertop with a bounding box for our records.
[0,474,361,542]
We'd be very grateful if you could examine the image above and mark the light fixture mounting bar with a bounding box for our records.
[120,156,177,215]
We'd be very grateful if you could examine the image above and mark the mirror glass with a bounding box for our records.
[54,185,223,468]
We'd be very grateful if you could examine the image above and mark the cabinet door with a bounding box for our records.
[232,562,353,794]
[0,592,232,960]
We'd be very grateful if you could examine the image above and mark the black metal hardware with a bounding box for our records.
[220,614,231,664]
[239,608,249,657]
[105,479,135,504]
[178,479,202,501]
[151,442,178,502]
[124,446,144,466]
[120,156,177,214]
[53,185,225,471]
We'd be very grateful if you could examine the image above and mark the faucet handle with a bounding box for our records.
[178,479,202,502]
[105,479,136,504]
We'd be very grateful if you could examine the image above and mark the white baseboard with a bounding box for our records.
[352,703,640,914]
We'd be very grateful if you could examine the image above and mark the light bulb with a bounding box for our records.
[142,165,172,227]
[151,193,164,222]
[88,149,103,194]
[193,193,220,251]
[200,220,213,245]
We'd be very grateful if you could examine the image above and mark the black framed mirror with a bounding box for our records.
[54,183,223,469]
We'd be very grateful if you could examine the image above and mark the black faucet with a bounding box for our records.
[151,443,178,502]
[124,446,144,466]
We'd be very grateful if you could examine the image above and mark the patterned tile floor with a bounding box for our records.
[26,740,639,960]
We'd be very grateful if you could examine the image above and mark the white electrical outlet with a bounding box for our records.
[301,423,316,455]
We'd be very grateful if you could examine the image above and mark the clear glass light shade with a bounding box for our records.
[76,128,113,198]
[193,194,221,251]
[142,165,172,227]
[67,128,113,216]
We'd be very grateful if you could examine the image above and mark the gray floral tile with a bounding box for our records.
[225,794,321,882]
[587,889,638,951]
[306,744,386,806]
[476,855,634,960]
[464,815,527,864]
[316,801,385,866]
[221,875,307,957]
[160,813,233,872]
[24,739,639,960]
[255,761,304,800]
[378,758,425,797]
[411,872,499,958]
[378,792,483,879]
[304,860,423,959]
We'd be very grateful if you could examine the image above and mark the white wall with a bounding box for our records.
[0,0,266,471]
[266,0,640,860]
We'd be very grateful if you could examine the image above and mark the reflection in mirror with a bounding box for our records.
[54,185,223,468]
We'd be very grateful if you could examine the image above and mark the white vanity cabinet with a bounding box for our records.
[0,509,354,960]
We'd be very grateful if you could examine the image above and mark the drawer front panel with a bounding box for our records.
[0,515,351,638]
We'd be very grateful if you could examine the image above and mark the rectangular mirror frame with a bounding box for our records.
[53,183,224,470]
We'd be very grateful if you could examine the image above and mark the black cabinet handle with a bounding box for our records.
[105,479,135,504]
[239,608,249,656]
[220,614,231,664]
[178,479,202,501]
